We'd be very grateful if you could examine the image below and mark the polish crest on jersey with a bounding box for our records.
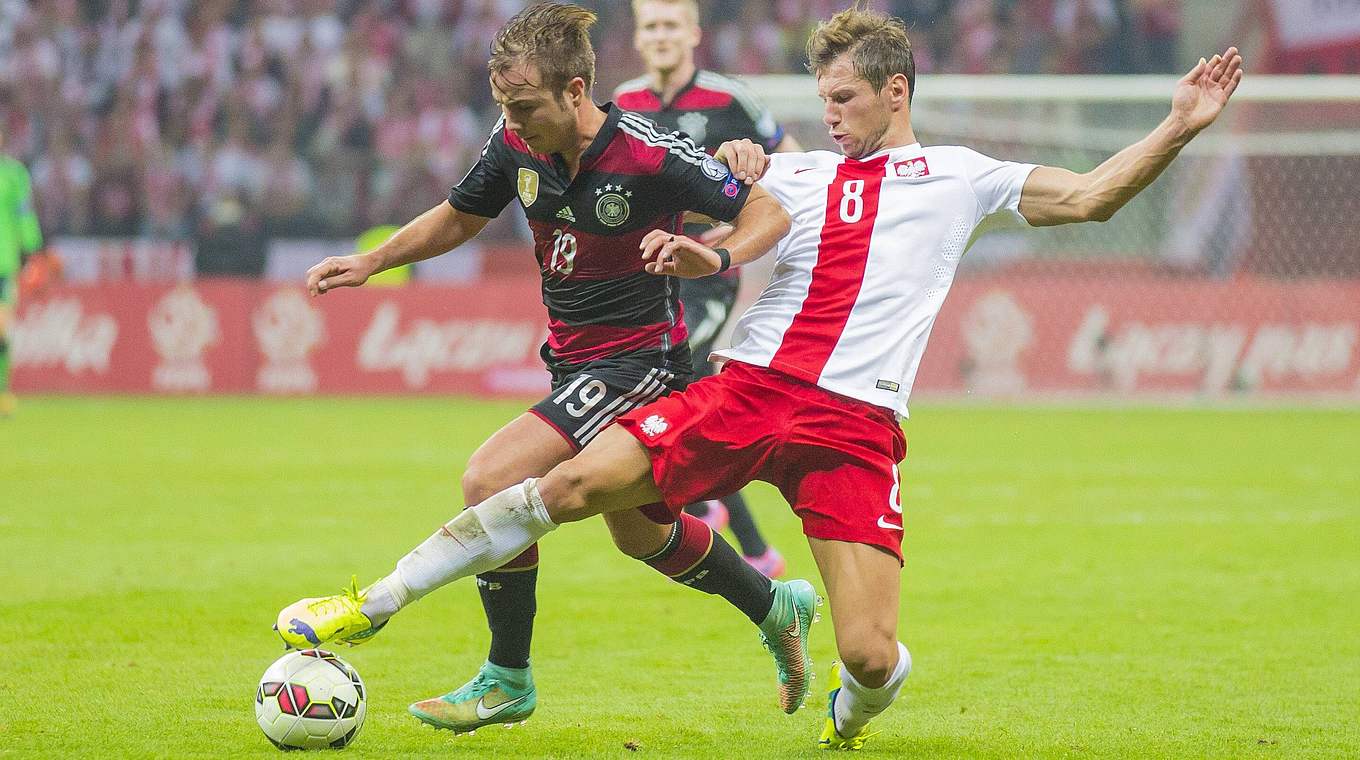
[712,144,1038,417]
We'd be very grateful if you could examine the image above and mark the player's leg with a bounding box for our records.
[676,276,780,568]
[461,413,576,670]
[401,412,575,731]
[602,498,776,628]
[808,537,910,748]
[0,276,15,416]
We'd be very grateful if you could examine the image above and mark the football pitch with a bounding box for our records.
[3,397,1357,758]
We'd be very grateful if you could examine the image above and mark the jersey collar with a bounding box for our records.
[651,68,700,109]
[576,102,623,170]
[856,142,924,164]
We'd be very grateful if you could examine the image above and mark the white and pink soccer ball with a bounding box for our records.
[255,650,367,750]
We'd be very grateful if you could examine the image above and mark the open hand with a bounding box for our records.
[640,230,722,278]
[306,253,380,296]
[1172,47,1243,135]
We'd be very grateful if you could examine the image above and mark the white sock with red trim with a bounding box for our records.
[361,479,557,624]
[834,642,911,737]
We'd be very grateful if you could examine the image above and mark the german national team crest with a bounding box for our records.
[594,183,631,227]
[517,167,540,207]
[892,157,930,178]
[678,111,709,145]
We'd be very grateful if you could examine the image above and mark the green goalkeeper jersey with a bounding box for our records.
[0,154,43,276]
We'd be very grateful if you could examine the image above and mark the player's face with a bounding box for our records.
[633,1,700,73]
[490,61,579,154]
[816,55,895,160]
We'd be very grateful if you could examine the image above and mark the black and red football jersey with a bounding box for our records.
[613,69,785,156]
[614,70,787,280]
[447,103,751,366]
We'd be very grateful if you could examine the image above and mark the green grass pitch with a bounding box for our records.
[2,397,1357,758]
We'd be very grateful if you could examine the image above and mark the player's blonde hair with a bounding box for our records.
[806,2,915,101]
[489,3,597,94]
[630,0,699,24]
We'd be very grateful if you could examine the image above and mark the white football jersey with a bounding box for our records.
[712,143,1037,417]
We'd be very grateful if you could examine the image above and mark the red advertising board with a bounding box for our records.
[13,280,552,396]
[13,278,1360,399]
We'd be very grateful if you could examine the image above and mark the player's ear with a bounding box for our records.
[566,77,587,108]
[885,73,910,112]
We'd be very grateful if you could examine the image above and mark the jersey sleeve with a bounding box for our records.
[753,153,804,211]
[724,76,785,151]
[447,118,517,218]
[661,136,752,223]
[959,147,1038,225]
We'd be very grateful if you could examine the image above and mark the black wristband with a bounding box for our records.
[713,247,732,273]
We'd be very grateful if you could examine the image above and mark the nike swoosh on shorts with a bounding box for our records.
[877,516,903,531]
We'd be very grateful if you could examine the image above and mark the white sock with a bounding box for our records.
[360,479,557,624]
[834,642,912,737]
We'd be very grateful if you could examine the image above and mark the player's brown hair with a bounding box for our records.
[806,3,915,102]
[489,3,597,94]
[630,0,699,23]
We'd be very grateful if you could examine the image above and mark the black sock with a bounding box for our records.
[642,513,774,624]
[722,491,769,557]
[477,568,537,670]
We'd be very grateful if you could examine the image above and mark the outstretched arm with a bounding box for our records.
[641,184,790,278]
[306,202,490,295]
[1019,47,1244,227]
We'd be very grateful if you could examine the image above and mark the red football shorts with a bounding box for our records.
[615,361,908,561]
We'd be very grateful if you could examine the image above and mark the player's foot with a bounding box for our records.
[758,578,819,714]
[744,547,786,578]
[0,392,15,418]
[695,499,729,532]
[818,662,878,750]
[274,576,383,649]
[408,661,536,733]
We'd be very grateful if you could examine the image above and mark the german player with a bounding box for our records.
[614,0,801,577]
[275,3,816,733]
[285,6,1242,749]
[0,126,44,417]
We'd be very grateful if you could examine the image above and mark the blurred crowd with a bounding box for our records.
[0,0,1181,245]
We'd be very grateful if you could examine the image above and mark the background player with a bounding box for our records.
[279,4,1243,750]
[282,2,814,733]
[614,0,800,576]
[0,126,45,417]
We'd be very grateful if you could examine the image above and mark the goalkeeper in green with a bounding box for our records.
[0,127,44,416]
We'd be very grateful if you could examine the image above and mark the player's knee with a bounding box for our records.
[838,634,899,689]
[460,465,502,505]
[536,463,592,522]
[605,515,669,559]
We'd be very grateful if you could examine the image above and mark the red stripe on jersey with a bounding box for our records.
[528,218,683,279]
[673,87,733,111]
[547,318,689,364]
[769,155,888,382]
[615,89,662,111]
[586,129,668,176]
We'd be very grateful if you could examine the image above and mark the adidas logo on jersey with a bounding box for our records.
[556,206,576,222]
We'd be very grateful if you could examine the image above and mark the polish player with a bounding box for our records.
[276,3,817,733]
[615,0,801,574]
[282,5,1243,749]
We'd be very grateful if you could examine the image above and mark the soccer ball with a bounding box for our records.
[255,650,367,750]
